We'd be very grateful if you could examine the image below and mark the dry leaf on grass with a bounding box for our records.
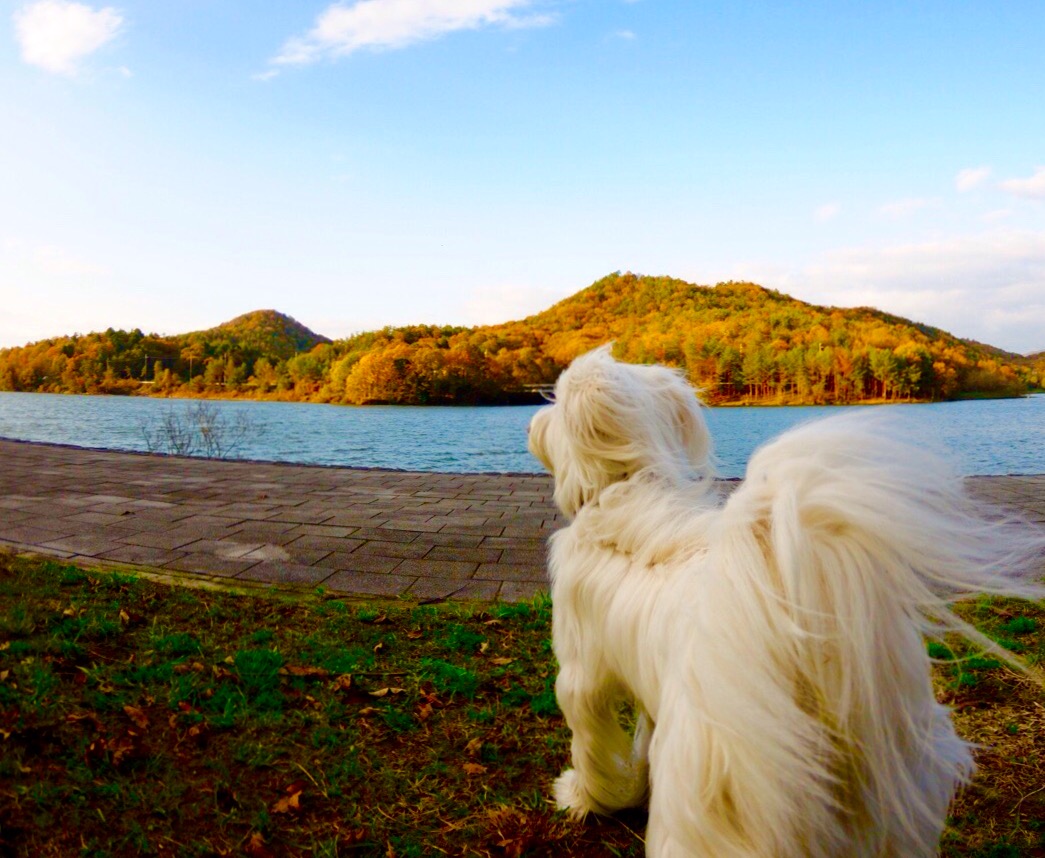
[281,665,330,679]
[122,704,149,729]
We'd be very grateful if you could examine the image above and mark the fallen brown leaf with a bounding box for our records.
[281,665,331,679]
[244,832,277,858]
[271,789,302,814]
[123,704,149,729]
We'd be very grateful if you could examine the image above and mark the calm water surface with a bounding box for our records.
[0,392,1041,477]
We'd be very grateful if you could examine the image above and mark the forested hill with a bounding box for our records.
[1,273,1042,405]
[0,310,329,396]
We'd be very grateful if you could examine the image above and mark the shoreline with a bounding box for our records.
[1,438,1042,606]
[4,386,1041,409]
[2,433,1044,480]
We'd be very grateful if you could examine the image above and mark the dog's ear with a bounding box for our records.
[656,372,713,476]
[527,406,554,473]
[556,346,631,462]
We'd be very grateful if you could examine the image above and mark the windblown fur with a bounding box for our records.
[528,345,1045,858]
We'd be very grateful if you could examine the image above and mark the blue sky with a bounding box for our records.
[2,0,1044,354]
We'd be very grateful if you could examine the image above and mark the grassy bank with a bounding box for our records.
[1,552,1043,857]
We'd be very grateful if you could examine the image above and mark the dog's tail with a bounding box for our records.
[656,412,1045,858]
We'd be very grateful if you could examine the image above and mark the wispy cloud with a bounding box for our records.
[814,202,840,222]
[955,165,991,192]
[13,0,123,76]
[999,166,1045,200]
[796,230,1045,353]
[0,235,117,347]
[461,282,565,326]
[270,0,554,69]
[730,230,1045,353]
[878,197,935,218]
[613,29,636,40]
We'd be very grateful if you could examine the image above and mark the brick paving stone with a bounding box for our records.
[352,540,432,559]
[480,536,548,550]
[65,511,139,526]
[0,522,76,543]
[315,552,402,574]
[494,547,545,566]
[118,531,209,550]
[348,526,418,543]
[99,545,186,566]
[182,538,266,559]
[406,577,502,601]
[164,518,238,539]
[378,519,446,533]
[475,563,547,582]
[243,561,334,587]
[438,523,506,538]
[426,546,503,564]
[395,558,478,579]
[323,570,417,597]
[499,580,545,602]
[4,438,1041,604]
[164,553,258,578]
[265,508,337,525]
[284,524,360,539]
[284,534,365,553]
[449,580,502,600]
[425,532,486,548]
[40,535,126,557]
[324,513,390,528]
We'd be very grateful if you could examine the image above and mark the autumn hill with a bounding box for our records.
[2,274,1042,406]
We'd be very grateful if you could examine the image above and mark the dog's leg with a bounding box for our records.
[554,666,650,818]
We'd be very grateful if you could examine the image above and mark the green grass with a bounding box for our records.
[1,552,1043,856]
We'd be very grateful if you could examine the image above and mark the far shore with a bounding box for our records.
[4,383,1041,409]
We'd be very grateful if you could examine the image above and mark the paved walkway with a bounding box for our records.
[1,438,1043,601]
[0,439,560,601]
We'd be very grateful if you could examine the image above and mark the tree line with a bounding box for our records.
[2,275,1041,405]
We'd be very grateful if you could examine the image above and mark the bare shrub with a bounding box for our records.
[140,401,258,459]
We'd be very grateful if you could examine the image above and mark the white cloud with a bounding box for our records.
[613,29,636,40]
[999,166,1045,200]
[13,0,123,76]
[720,230,1045,353]
[460,282,566,326]
[955,165,992,192]
[0,236,124,347]
[878,197,935,218]
[792,230,1045,353]
[814,202,840,222]
[272,0,553,67]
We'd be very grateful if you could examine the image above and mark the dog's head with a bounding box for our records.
[528,345,712,518]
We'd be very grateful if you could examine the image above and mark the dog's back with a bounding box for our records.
[650,414,1043,857]
[532,349,1045,857]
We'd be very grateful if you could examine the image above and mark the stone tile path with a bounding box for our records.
[1,439,1042,601]
[0,439,561,602]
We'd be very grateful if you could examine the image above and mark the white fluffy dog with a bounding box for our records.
[528,345,1044,858]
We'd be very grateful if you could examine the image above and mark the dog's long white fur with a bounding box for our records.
[529,345,1045,858]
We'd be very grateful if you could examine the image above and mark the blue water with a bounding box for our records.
[0,392,1041,477]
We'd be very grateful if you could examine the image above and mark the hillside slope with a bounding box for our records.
[325,273,1038,404]
[1,274,1040,404]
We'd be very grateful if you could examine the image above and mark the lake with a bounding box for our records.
[0,391,1042,477]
